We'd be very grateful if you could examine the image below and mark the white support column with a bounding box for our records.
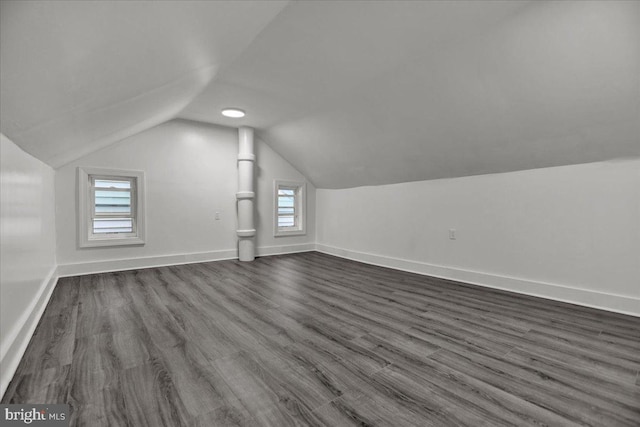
[237,127,256,261]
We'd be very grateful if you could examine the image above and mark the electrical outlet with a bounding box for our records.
[449,229,456,240]
[215,212,221,220]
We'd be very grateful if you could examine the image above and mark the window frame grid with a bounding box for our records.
[89,175,137,238]
[78,167,146,248]
[277,185,298,229]
[90,176,135,218]
[274,180,306,237]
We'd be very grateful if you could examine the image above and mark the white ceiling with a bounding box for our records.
[2,1,639,188]
[0,0,287,167]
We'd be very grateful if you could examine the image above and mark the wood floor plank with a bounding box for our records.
[66,367,128,427]
[506,347,640,410]
[429,348,640,426]
[516,329,639,384]
[417,309,526,355]
[153,346,249,420]
[528,326,640,365]
[213,351,315,422]
[2,365,71,404]
[313,389,443,427]
[15,304,77,374]
[370,363,549,427]
[41,276,80,318]
[598,330,640,352]
[119,363,193,427]
[3,252,639,426]
[352,331,440,368]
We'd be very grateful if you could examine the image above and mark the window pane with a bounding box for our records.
[278,188,295,196]
[278,195,294,207]
[93,218,133,234]
[278,215,295,227]
[95,190,130,199]
[275,183,303,233]
[278,207,295,215]
[94,179,131,189]
[95,206,131,214]
[95,190,131,215]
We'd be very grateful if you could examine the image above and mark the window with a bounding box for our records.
[274,180,306,237]
[78,167,145,247]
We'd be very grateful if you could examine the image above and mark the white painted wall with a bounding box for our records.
[1,134,57,396]
[255,133,316,251]
[55,119,315,274]
[316,159,640,315]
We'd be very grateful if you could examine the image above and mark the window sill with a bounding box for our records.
[80,236,146,248]
[274,229,306,237]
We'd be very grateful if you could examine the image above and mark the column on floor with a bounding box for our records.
[236,126,256,261]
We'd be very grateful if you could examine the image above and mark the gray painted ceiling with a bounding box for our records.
[2,1,639,188]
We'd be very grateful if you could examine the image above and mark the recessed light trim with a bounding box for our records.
[221,108,245,118]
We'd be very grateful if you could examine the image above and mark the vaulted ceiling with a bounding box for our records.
[0,0,287,167]
[2,1,638,188]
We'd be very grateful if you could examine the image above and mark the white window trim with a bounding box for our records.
[274,179,306,237]
[78,167,146,248]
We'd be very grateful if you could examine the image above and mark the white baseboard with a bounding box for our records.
[57,244,315,277]
[315,243,640,317]
[256,243,315,257]
[0,266,59,399]
[57,249,238,277]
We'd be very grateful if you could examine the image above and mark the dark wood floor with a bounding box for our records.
[3,252,639,426]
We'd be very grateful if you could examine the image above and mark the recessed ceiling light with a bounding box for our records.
[221,108,245,118]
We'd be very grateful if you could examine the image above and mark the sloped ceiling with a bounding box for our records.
[0,0,287,167]
[2,1,639,188]
[181,0,640,188]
